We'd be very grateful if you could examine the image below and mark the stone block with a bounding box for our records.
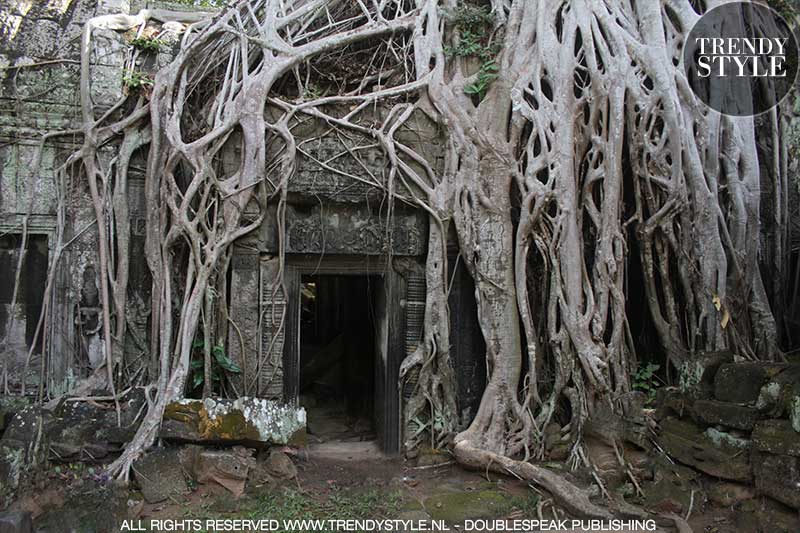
[657,417,751,481]
[714,363,787,404]
[654,387,690,421]
[693,399,758,430]
[0,511,32,533]
[160,397,306,446]
[264,450,297,480]
[752,419,800,457]
[180,446,254,498]
[678,351,732,399]
[752,452,800,509]
[133,448,189,503]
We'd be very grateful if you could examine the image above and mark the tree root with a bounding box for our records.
[452,440,612,519]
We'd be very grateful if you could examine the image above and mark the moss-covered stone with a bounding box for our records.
[657,417,752,481]
[678,351,732,399]
[714,363,788,404]
[693,399,758,430]
[161,397,306,446]
[752,451,800,510]
[424,489,510,523]
[752,419,800,456]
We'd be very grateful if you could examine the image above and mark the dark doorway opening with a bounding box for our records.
[299,274,381,444]
[0,233,48,352]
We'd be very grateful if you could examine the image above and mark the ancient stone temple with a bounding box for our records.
[0,0,486,453]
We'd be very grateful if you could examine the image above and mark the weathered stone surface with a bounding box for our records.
[693,399,758,430]
[654,387,690,421]
[643,477,691,515]
[277,204,426,256]
[133,448,189,503]
[752,419,800,457]
[32,485,129,533]
[678,351,733,399]
[707,481,755,507]
[714,363,786,404]
[752,452,800,509]
[264,450,297,479]
[753,498,800,532]
[754,365,800,422]
[0,511,32,533]
[161,398,306,446]
[0,443,25,493]
[0,397,28,434]
[657,417,751,481]
[180,445,254,498]
[0,391,144,473]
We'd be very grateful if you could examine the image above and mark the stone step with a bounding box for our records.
[658,417,752,481]
[692,399,758,430]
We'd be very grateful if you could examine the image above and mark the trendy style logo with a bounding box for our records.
[683,2,799,116]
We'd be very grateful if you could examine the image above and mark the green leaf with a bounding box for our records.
[192,372,204,388]
[214,350,241,373]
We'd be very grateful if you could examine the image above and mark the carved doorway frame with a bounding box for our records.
[282,254,404,454]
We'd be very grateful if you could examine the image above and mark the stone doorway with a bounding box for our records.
[281,256,405,454]
[299,275,380,445]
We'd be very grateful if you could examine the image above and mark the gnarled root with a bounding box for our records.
[452,439,612,520]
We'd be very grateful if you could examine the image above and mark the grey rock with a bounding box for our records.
[160,397,306,446]
[752,452,800,510]
[657,417,751,481]
[693,399,758,430]
[678,351,733,399]
[752,419,800,457]
[714,363,786,404]
[181,446,254,497]
[0,511,32,533]
[133,448,189,503]
[264,450,297,479]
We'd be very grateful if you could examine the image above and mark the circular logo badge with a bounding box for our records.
[683,2,799,116]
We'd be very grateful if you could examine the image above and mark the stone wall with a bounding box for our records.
[656,354,800,511]
[0,0,192,393]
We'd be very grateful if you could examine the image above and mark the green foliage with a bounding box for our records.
[443,5,499,61]
[632,362,662,405]
[189,341,240,390]
[184,488,402,533]
[302,83,325,101]
[130,36,164,53]
[443,5,500,101]
[122,71,153,91]
[464,60,498,99]
[769,0,800,22]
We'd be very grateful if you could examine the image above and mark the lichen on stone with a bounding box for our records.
[790,396,800,433]
[755,381,781,410]
[705,427,750,450]
[167,397,306,444]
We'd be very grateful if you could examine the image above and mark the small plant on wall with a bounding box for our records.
[189,341,241,396]
[130,36,165,54]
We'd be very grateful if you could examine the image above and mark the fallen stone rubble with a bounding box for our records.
[656,353,800,511]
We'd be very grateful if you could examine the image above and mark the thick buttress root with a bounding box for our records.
[453,440,612,519]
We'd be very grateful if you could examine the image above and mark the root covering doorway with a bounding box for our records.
[283,257,403,454]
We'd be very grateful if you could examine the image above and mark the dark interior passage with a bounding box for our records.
[0,234,48,351]
[299,274,379,443]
